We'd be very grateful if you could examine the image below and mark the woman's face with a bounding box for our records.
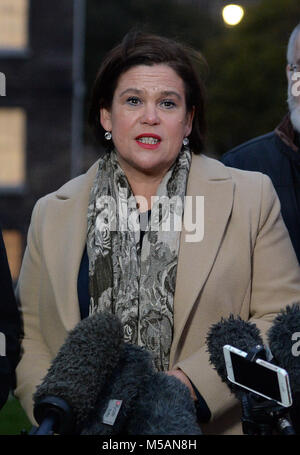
[100,64,194,178]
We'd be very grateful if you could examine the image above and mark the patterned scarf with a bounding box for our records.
[87,147,191,372]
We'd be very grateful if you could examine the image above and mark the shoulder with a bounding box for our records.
[192,152,272,187]
[191,154,277,212]
[223,161,276,210]
[33,160,100,210]
[224,131,275,157]
[221,132,277,165]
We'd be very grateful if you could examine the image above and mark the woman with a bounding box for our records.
[15,31,300,434]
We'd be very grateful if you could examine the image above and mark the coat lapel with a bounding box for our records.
[43,160,99,332]
[170,154,234,365]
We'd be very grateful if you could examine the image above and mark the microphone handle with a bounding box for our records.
[34,412,57,435]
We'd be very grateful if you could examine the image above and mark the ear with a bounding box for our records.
[100,107,112,132]
[185,106,195,137]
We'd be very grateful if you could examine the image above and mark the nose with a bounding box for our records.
[141,102,160,125]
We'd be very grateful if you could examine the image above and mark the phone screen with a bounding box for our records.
[230,351,281,402]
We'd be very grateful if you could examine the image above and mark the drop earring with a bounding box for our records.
[183,137,189,147]
[104,131,112,140]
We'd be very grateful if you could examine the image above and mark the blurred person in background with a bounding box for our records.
[222,23,300,264]
[15,31,300,434]
[0,228,21,410]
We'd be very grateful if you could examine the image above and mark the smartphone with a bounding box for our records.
[223,344,293,407]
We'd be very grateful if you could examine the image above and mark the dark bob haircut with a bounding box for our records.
[88,30,207,154]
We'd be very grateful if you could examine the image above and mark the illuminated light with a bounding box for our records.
[222,4,244,26]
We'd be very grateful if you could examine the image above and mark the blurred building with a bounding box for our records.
[0,0,85,281]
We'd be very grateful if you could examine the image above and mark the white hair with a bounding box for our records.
[287,23,300,132]
[287,23,300,64]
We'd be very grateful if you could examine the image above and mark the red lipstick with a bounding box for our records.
[135,134,162,150]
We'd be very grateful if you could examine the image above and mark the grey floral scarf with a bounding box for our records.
[87,147,191,372]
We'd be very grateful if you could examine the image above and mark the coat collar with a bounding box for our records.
[275,113,299,153]
[169,154,234,365]
[48,154,234,354]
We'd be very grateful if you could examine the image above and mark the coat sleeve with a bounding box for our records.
[174,174,300,430]
[14,199,53,425]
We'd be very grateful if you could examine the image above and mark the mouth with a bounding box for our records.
[135,134,161,149]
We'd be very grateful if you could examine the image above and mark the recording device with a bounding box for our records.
[206,314,264,399]
[206,314,295,434]
[223,344,292,407]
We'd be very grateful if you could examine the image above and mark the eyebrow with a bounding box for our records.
[119,88,183,100]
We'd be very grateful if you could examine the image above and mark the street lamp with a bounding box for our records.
[222,4,244,26]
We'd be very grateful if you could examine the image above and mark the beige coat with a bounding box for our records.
[15,153,300,434]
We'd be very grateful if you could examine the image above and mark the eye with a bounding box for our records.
[160,99,176,109]
[126,96,141,106]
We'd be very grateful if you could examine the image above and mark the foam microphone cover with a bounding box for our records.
[126,372,202,435]
[80,343,155,435]
[81,343,201,435]
[33,311,124,428]
[267,304,300,433]
[206,314,264,396]
[267,303,300,399]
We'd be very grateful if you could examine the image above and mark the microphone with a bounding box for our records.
[206,314,264,398]
[81,343,202,435]
[267,303,300,395]
[80,343,156,435]
[127,371,202,435]
[33,311,124,434]
[206,314,296,434]
[267,303,300,432]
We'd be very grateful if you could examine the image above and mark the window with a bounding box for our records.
[0,108,26,188]
[2,229,22,282]
[0,0,29,51]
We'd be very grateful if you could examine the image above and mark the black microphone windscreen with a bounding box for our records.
[80,343,155,435]
[81,343,201,435]
[206,314,263,394]
[33,311,124,426]
[126,373,202,435]
[268,303,300,396]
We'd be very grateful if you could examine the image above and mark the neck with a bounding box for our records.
[127,175,162,212]
[115,155,169,212]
